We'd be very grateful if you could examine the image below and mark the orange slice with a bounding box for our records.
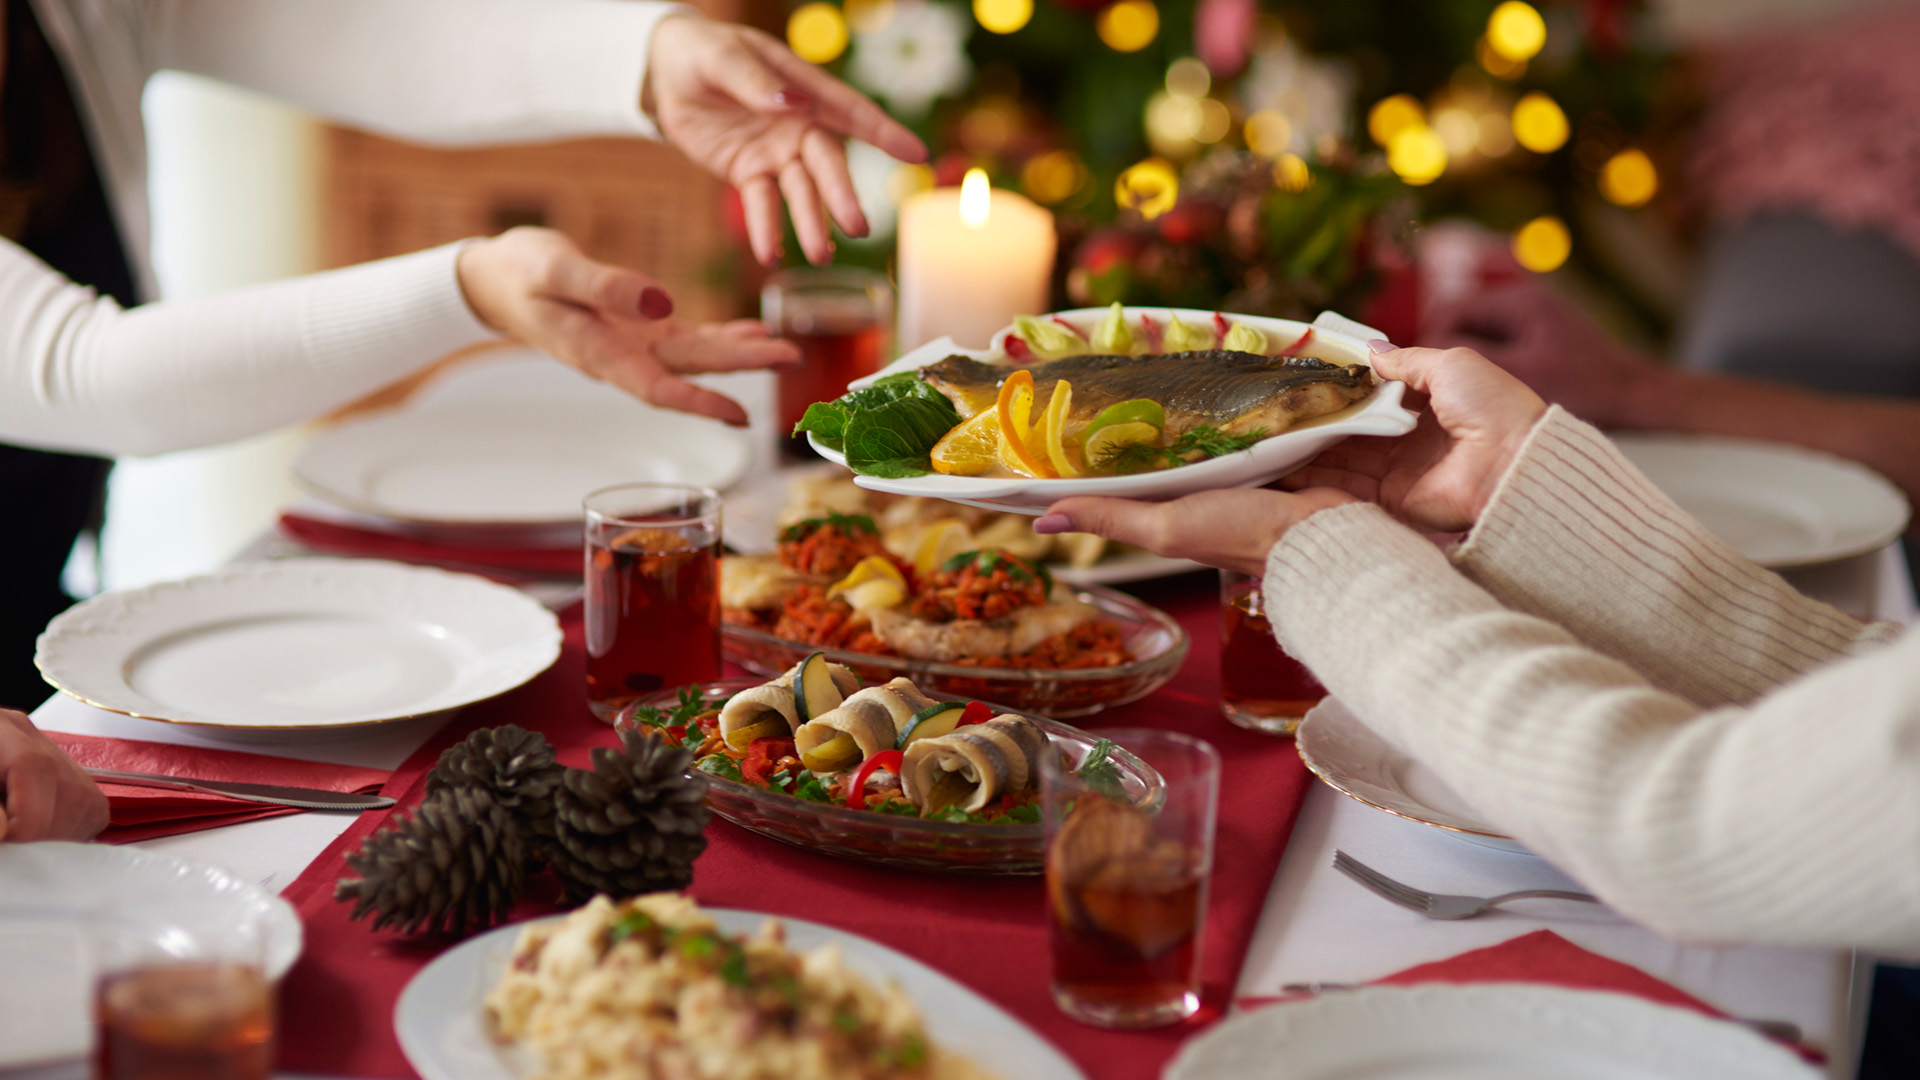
[930,409,1001,475]
[1041,379,1084,478]
[995,370,1055,478]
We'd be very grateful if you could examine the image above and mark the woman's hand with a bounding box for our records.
[456,227,799,426]
[1280,344,1547,534]
[1034,488,1358,577]
[645,16,928,266]
[0,709,107,843]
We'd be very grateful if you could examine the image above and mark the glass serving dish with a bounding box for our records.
[721,584,1188,718]
[619,679,1164,875]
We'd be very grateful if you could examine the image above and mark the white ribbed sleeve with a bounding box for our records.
[0,238,495,457]
[1263,409,1920,949]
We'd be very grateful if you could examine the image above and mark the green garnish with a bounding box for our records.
[608,910,655,946]
[719,947,751,987]
[938,549,1054,593]
[1096,423,1269,474]
[779,511,878,543]
[1077,739,1128,800]
[790,770,833,803]
[677,932,718,960]
[832,1009,863,1034]
[696,755,743,782]
[793,371,960,477]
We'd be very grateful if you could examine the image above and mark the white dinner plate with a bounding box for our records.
[1164,984,1817,1078]
[294,390,751,529]
[1613,433,1910,568]
[1295,697,1527,854]
[809,309,1419,514]
[35,558,561,735]
[394,907,1086,1080]
[0,843,302,1068]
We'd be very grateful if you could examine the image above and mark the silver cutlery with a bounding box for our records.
[84,767,395,811]
[1269,981,1806,1044]
[1333,849,1599,919]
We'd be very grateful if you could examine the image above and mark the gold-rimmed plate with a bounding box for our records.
[34,559,560,740]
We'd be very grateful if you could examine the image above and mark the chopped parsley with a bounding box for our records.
[938,549,1054,593]
[1077,739,1129,800]
[1098,423,1269,474]
[779,511,878,543]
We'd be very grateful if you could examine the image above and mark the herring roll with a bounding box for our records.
[795,677,939,772]
[901,713,1047,814]
[718,658,857,750]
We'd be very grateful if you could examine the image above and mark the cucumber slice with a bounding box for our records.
[724,715,789,752]
[896,702,965,748]
[800,732,861,773]
[792,652,843,725]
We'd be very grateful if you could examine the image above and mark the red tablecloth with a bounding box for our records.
[277,575,1314,1079]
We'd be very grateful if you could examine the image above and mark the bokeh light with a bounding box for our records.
[1245,109,1293,157]
[1387,126,1448,185]
[1486,1,1546,62]
[1475,35,1526,79]
[888,163,935,206]
[1367,94,1425,148]
[1512,215,1571,272]
[1098,0,1159,53]
[1432,106,1480,157]
[1272,153,1312,192]
[1166,57,1211,99]
[843,0,895,34]
[1477,110,1515,156]
[786,2,849,64]
[1022,150,1087,204]
[974,0,1032,35]
[1145,91,1203,157]
[1511,92,1569,154]
[1196,99,1232,144]
[1115,158,1180,220]
[1600,148,1658,207]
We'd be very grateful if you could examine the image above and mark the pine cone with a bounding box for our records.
[334,787,526,936]
[549,730,711,900]
[424,725,564,841]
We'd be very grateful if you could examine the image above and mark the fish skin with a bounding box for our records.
[918,350,1374,437]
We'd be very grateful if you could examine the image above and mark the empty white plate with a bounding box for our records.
[36,559,561,735]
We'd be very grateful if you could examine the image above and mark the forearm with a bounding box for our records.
[1268,504,1920,948]
[0,239,494,457]
[153,0,689,143]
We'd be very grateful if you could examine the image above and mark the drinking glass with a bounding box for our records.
[89,911,274,1080]
[1218,569,1326,735]
[761,267,893,459]
[583,483,722,720]
[1042,729,1220,1028]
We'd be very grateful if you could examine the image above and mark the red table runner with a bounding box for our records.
[277,575,1313,1079]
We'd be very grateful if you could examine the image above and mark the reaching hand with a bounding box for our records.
[1034,487,1358,578]
[456,227,799,426]
[646,16,928,266]
[1280,344,1547,534]
[1425,277,1660,427]
[0,708,107,843]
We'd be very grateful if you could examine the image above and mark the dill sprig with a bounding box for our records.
[1092,424,1269,474]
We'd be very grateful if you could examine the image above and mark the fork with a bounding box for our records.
[1333,850,1600,919]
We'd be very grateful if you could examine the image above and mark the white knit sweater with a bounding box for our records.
[1265,406,1918,949]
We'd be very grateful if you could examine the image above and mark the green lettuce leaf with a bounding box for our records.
[843,394,960,477]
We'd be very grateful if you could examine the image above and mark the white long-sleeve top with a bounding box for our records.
[1265,407,1920,949]
[6,0,686,457]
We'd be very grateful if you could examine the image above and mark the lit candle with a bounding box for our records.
[896,169,1057,351]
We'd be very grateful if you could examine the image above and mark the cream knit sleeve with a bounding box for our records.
[1449,407,1900,706]
[1266,502,1920,948]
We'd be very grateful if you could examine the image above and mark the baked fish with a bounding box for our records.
[918,349,1373,438]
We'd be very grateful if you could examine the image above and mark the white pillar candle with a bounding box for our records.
[896,169,1057,351]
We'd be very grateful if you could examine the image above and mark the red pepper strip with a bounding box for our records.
[1282,327,1314,355]
[960,701,993,726]
[846,749,905,811]
[667,724,688,744]
[741,736,797,787]
[1212,311,1231,339]
[1004,334,1033,360]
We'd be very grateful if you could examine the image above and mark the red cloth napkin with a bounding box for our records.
[276,576,1314,1080]
[51,731,390,844]
[277,513,580,577]
[1240,930,1825,1063]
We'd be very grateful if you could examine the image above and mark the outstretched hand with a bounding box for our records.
[0,708,107,843]
[1034,487,1357,578]
[457,227,799,426]
[646,16,928,267]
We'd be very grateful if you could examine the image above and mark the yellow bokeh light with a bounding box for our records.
[1115,158,1180,221]
[1513,215,1571,272]
[1477,110,1515,156]
[1022,150,1087,205]
[1145,91,1202,158]
[1487,1,1546,62]
[1166,57,1211,99]
[1245,109,1293,157]
[1475,35,1526,79]
[974,0,1032,35]
[787,2,849,64]
[887,163,935,206]
[1368,94,1425,149]
[1388,125,1448,185]
[1098,0,1159,53]
[1511,92,1569,154]
[843,0,895,34]
[1600,148,1658,207]
[1273,153,1312,192]
[1196,99,1232,144]
[1432,105,1480,157]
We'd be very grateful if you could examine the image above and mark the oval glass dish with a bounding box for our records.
[618,679,1163,875]
[721,583,1187,718]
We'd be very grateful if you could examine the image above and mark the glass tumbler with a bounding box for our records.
[1218,569,1326,735]
[761,266,893,459]
[90,910,275,1080]
[583,483,723,720]
[1043,729,1220,1028]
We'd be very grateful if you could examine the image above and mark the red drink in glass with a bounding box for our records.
[776,317,886,441]
[583,485,723,721]
[762,267,893,460]
[1049,854,1204,1015]
[94,963,274,1080]
[1219,572,1326,735]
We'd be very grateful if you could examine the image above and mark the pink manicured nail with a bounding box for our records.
[639,287,674,319]
[774,89,812,108]
[1033,513,1074,535]
[1366,338,1394,353]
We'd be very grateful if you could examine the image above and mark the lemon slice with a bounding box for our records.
[995,371,1055,478]
[1041,379,1083,477]
[913,520,973,577]
[1083,421,1161,470]
[826,555,908,612]
[930,408,1001,475]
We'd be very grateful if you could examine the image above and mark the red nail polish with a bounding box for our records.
[639,287,674,319]
[774,89,812,108]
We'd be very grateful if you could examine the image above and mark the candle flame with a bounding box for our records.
[960,168,991,228]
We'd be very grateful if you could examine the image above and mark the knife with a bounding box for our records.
[83,767,396,811]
